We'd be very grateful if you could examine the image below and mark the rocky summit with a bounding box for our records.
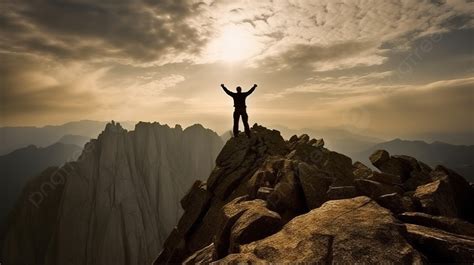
[155,125,474,264]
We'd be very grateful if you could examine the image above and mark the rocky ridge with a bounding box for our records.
[155,125,474,264]
[1,122,223,265]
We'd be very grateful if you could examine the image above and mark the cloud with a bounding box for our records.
[202,0,473,71]
[0,52,102,125]
[253,41,385,71]
[0,0,208,65]
[0,0,472,140]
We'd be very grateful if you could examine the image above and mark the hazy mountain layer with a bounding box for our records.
[57,134,91,147]
[353,139,474,181]
[0,120,134,155]
[273,125,383,155]
[1,122,223,265]
[0,143,82,223]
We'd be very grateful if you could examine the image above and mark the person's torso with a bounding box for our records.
[232,93,247,108]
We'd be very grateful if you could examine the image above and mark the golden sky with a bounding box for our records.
[1,0,473,139]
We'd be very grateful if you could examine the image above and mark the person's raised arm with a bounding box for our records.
[221,84,233,96]
[246,84,257,95]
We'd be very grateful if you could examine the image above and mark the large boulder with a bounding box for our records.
[376,193,415,214]
[413,166,473,222]
[266,160,306,220]
[369,150,433,190]
[353,161,373,179]
[228,203,281,253]
[183,244,215,265]
[214,198,281,259]
[319,151,355,186]
[214,197,425,264]
[178,180,211,236]
[296,162,332,209]
[405,224,474,263]
[369,149,390,166]
[354,179,403,199]
[413,179,457,218]
[399,212,474,237]
[430,165,474,221]
[326,186,358,200]
[368,171,401,185]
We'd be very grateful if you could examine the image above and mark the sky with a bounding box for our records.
[0,0,473,140]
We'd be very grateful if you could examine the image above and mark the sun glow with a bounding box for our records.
[205,24,261,63]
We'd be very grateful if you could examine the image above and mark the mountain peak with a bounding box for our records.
[1,121,225,265]
[155,125,474,264]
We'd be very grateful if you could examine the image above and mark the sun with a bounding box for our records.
[205,24,260,63]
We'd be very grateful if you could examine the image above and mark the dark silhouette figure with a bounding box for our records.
[221,84,257,138]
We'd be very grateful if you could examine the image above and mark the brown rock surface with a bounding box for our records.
[353,161,373,179]
[155,125,474,264]
[214,197,425,264]
[405,223,474,263]
[377,193,415,214]
[399,212,474,237]
[369,150,433,189]
[183,244,215,265]
[354,179,403,199]
[326,186,358,200]
[368,171,402,185]
[296,162,332,209]
[413,179,458,218]
[430,165,474,221]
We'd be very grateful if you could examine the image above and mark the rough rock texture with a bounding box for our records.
[2,122,223,265]
[214,198,281,258]
[182,243,215,265]
[405,223,474,263]
[377,193,415,214]
[368,171,401,185]
[216,197,425,264]
[155,126,359,263]
[369,149,433,190]
[326,186,357,200]
[413,179,458,217]
[157,127,474,264]
[1,167,67,265]
[399,212,474,237]
[353,161,373,179]
[354,179,403,199]
[429,165,474,221]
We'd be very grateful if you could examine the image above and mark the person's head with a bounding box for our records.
[236,86,242,93]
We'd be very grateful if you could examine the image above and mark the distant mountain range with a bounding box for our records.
[0,120,134,155]
[0,142,82,223]
[57,134,91,147]
[272,125,384,155]
[1,122,224,265]
[353,139,474,182]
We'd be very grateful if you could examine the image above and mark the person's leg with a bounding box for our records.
[242,110,251,137]
[233,110,240,137]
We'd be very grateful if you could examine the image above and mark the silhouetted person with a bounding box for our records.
[221,84,257,138]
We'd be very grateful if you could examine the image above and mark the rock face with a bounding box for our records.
[405,224,474,263]
[1,122,223,265]
[155,126,474,264]
[1,167,67,265]
[0,142,82,224]
[217,197,424,264]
